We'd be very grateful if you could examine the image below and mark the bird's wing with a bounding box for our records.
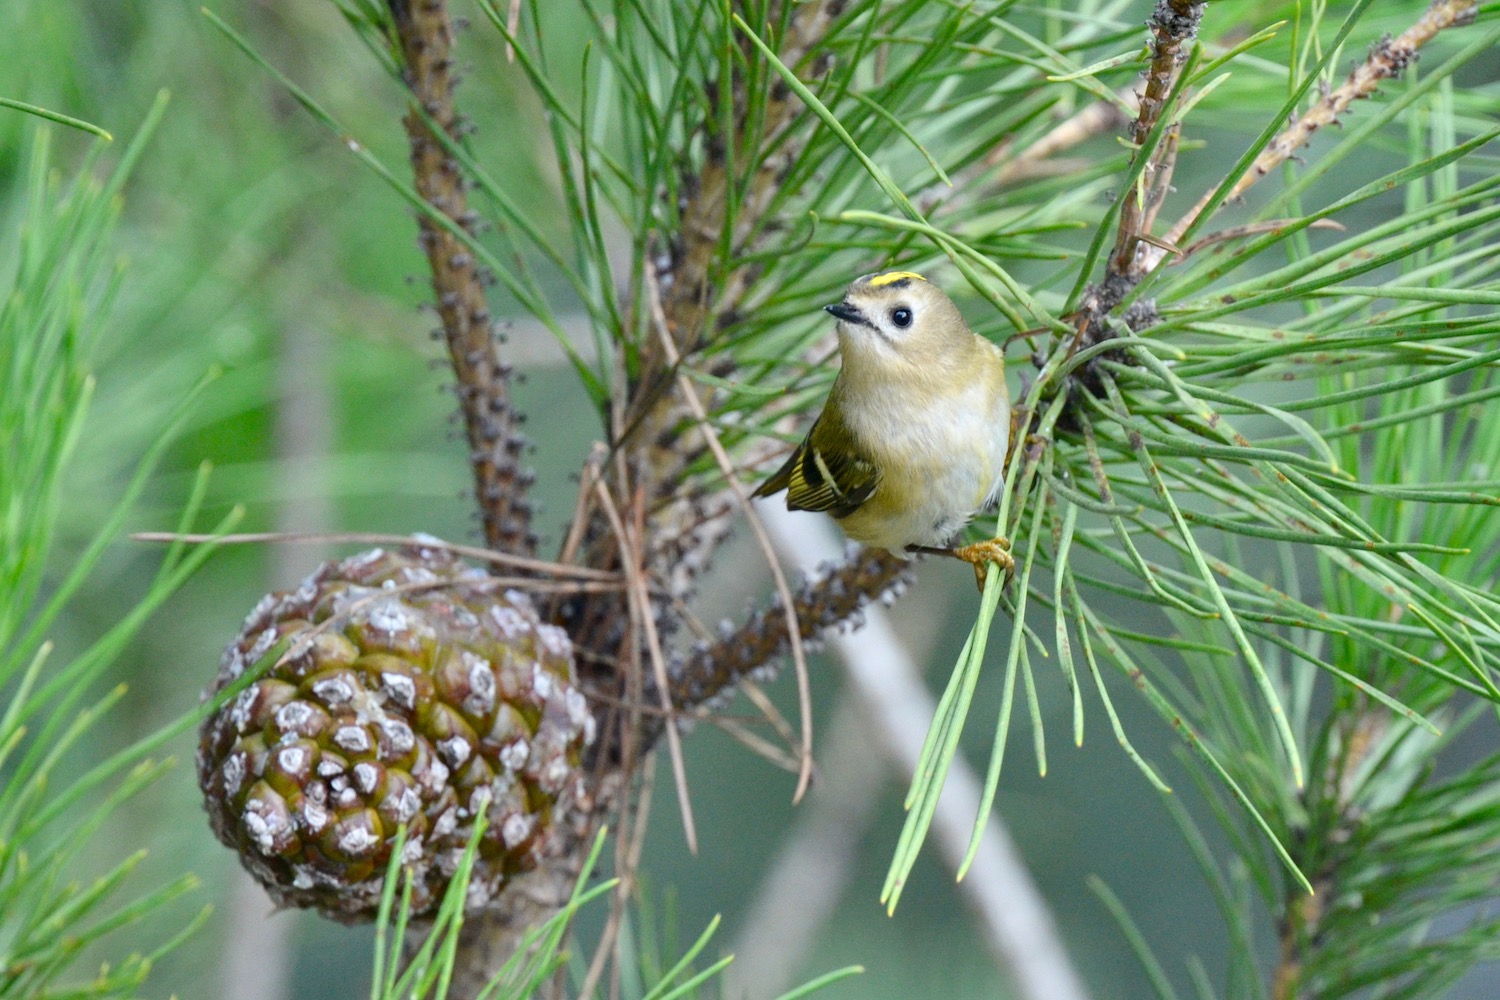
[752,411,880,519]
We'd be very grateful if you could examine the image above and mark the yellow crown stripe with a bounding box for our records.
[868,270,927,287]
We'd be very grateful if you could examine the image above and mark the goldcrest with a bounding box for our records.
[754,270,1014,582]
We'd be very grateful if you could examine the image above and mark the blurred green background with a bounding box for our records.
[2,2,1496,999]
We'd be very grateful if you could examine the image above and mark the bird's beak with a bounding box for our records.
[824,302,867,326]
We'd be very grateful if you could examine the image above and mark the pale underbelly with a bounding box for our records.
[836,458,995,551]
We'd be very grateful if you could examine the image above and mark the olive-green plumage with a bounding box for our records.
[755,271,1010,555]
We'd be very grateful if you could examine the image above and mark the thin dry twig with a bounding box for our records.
[131,530,620,581]
[1139,122,1180,236]
[1180,217,1346,258]
[704,711,806,773]
[643,261,818,801]
[503,0,522,61]
[735,678,803,766]
[590,474,700,854]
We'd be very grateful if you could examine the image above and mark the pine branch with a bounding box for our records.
[1269,709,1379,1000]
[651,547,912,744]
[623,0,846,500]
[389,0,537,558]
[647,0,845,370]
[563,0,849,759]
[1107,0,1203,278]
[1038,1,1203,393]
[1050,0,1482,423]
[1164,0,1480,247]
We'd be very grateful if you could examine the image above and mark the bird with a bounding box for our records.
[753,270,1014,586]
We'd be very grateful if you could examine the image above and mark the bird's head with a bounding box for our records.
[824,271,973,375]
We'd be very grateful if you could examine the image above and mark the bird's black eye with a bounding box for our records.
[891,306,913,329]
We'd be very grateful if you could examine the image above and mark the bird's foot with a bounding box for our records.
[951,537,1014,591]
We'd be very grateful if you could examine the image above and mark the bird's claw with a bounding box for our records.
[952,537,1014,591]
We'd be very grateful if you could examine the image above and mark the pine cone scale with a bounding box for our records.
[198,541,593,922]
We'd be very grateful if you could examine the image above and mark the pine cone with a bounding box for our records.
[197,539,594,922]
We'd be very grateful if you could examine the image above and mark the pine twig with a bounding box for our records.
[1164,0,1480,246]
[621,0,845,493]
[1053,0,1480,385]
[646,0,845,373]
[587,469,701,859]
[389,0,537,557]
[1053,0,1203,380]
[1108,0,1204,280]
[566,0,847,758]
[1270,709,1385,1000]
[652,547,913,745]
[641,262,819,798]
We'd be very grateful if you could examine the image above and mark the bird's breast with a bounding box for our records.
[837,374,1009,549]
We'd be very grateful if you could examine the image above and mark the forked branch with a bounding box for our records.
[1164,0,1480,246]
